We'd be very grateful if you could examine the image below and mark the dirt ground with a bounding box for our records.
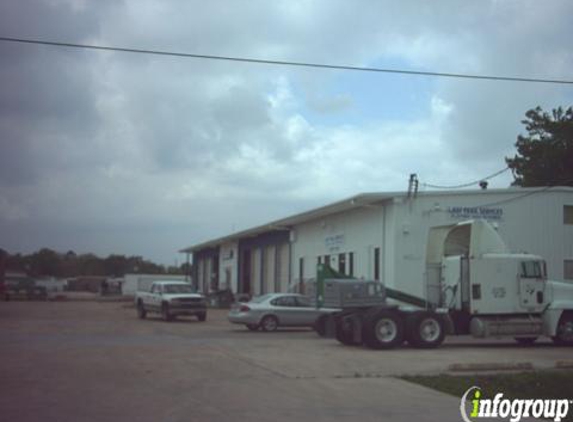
[1,301,570,422]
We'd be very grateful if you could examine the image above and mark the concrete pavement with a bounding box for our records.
[1,302,565,422]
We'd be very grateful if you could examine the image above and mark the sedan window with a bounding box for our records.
[271,296,297,307]
[296,297,311,307]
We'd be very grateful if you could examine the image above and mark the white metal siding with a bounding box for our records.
[219,242,238,291]
[290,206,385,285]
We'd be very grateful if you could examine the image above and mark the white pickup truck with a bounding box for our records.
[135,280,207,322]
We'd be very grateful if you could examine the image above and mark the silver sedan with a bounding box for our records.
[228,293,338,332]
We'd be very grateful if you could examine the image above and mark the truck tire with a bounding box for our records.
[161,303,173,322]
[260,315,279,332]
[314,315,328,337]
[334,316,361,346]
[137,300,147,319]
[515,337,537,345]
[363,310,404,349]
[197,312,207,322]
[553,313,573,346]
[407,312,445,349]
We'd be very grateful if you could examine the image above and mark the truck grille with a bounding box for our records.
[179,298,203,303]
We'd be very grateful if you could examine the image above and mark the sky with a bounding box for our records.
[1,0,572,265]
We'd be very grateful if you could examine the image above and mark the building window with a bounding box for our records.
[349,252,354,277]
[299,257,304,282]
[374,247,380,281]
[565,260,573,280]
[317,256,322,265]
[338,253,346,275]
[564,206,573,225]
[324,255,330,267]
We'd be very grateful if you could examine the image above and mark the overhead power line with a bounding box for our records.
[423,167,511,189]
[1,36,573,85]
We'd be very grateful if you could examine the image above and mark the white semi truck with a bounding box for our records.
[317,219,573,349]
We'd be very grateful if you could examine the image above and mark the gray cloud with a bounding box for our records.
[0,0,572,263]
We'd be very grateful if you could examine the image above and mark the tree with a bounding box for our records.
[29,248,63,277]
[506,106,573,187]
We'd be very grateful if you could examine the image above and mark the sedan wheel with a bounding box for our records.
[260,315,279,332]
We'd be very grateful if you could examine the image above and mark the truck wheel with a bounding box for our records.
[314,315,328,337]
[260,315,279,332]
[407,312,445,349]
[515,337,537,345]
[161,303,173,322]
[246,324,259,331]
[137,301,147,319]
[553,313,573,346]
[334,317,360,346]
[363,311,404,349]
[197,312,207,322]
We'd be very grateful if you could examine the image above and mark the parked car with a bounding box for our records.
[135,281,207,322]
[228,293,339,332]
[4,278,47,301]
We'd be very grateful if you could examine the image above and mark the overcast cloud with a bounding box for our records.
[1,0,572,264]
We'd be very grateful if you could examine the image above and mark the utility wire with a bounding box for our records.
[1,36,573,85]
[423,167,511,189]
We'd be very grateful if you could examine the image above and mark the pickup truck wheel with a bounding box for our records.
[246,324,259,331]
[407,312,445,349]
[137,301,147,319]
[260,315,278,332]
[197,312,207,322]
[162,303,173,322]
[515,337,537,345]
[553,314,573,346]
[363,311,404,349]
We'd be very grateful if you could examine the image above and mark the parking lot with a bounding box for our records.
[1,301,571,422]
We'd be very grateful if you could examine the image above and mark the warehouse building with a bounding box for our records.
[181,187,573,299]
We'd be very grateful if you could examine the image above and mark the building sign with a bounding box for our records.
[448,206,503,220]
[325,234,345,252]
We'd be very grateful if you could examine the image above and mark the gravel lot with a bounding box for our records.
[1,301,570,422]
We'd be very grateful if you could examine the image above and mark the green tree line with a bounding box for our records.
[4,248,189,278]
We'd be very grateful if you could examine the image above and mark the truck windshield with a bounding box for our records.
[163,284,193,293]
[520,261,545,279]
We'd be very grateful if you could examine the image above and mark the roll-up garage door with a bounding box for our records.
[251,248,262,296]
[263,245,276,294]
[277,243,289,292]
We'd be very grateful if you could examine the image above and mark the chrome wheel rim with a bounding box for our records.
[375,318,397,343]
[419,318,441,342]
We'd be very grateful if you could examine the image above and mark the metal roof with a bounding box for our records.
[180,192,394,253]
[179,186,573,253]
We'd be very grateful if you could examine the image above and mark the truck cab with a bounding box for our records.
[428,220,573,344]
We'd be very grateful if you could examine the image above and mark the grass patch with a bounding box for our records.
[400,370,573,421]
